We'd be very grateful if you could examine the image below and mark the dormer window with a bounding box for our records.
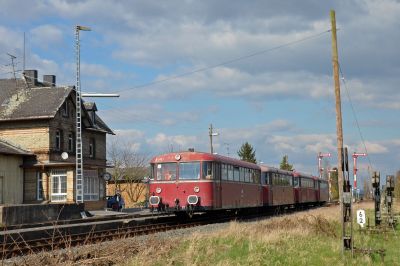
[62,102,69,117]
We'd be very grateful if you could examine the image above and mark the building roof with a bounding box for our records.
[0,78,114,134]
[0,79,72,121]
[0,139,32,156]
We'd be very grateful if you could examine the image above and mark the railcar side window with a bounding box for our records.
[228,165,234,181]
[263,172,268,185]
[233,166,240,182]
[202,162,213,180]
[320,182,328,189]
[254,170,260,184]
[222,164,228,180]
[213,163,221,180]
[156,163,177,181]
[246,169,251,183]
[239,167,245,182]
[300,178,314,188]
[294,177,299,187]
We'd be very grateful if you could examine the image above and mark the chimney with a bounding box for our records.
[43,75,56,87]
[23,70,38,86]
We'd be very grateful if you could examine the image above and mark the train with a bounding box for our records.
[148,151,329,215]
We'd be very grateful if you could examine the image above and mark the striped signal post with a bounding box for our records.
[352,153,367,201]
[318,152,331,179]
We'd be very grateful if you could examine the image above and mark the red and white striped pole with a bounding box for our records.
[352,152,367,201]
[318,152,331,179]
[352,152,367,190]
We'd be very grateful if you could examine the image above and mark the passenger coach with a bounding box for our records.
[148,151,262,213]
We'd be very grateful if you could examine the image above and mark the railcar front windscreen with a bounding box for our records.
[179,162,201,180]
[156,163,177,181]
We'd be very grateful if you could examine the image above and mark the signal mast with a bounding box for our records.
[352,152,367,200]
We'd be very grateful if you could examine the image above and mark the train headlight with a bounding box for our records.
[194,186,200,193]
[156,187,162,194]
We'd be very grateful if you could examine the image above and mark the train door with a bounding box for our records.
[213,162,222,208]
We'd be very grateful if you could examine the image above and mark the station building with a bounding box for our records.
[0,70,114,210]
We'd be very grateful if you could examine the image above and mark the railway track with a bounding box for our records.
[0,204,326,259]
[1,214,233,259]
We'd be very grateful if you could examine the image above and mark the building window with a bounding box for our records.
[62,102,69,117]
[68,132,74,152]
[51,170,67,202]
[84,170,99,201]
[37,171,43,200]
[55,130,62,151]
[89,138,95,158]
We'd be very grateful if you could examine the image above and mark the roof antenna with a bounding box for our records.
[23,32,26,73]
[7,53,19,100]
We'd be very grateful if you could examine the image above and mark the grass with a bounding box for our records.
[127,202,400,266]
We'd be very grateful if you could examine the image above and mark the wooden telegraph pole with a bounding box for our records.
[331,10,353,255]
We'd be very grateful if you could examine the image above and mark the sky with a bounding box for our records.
[0,0,399,187]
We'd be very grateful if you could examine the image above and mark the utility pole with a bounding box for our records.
[209,124,219,154]
[331,10,352,254]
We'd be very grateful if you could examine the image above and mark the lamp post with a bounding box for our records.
[75,25,91,203]
[318,152,331,179]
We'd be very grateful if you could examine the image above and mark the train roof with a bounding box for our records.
[150,151,260,169]
[260,165,322,180]
[259,165,294,175]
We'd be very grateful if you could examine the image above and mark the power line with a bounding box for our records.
[116,29,331,94]
[338,64,374,170]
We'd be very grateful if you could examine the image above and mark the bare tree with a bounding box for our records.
[107,139,150,206]
[395,170,400,202]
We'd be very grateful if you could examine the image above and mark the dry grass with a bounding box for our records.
[127,204,359,266]
[7,201,396,266]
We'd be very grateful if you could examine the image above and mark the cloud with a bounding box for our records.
[30,25,63,48]
[99,103,200,127]
[356,141,388,155]
[146,133,199,152]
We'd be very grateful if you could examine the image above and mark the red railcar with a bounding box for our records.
[148,151,329,214]
[260,166,295,206]
[317,179,329,203]
[294,172,318,205]
[148,151,262,213]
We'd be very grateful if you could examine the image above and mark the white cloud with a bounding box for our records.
[30,25,63,48]
[356,141,388,155]
[146,133,199,152]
